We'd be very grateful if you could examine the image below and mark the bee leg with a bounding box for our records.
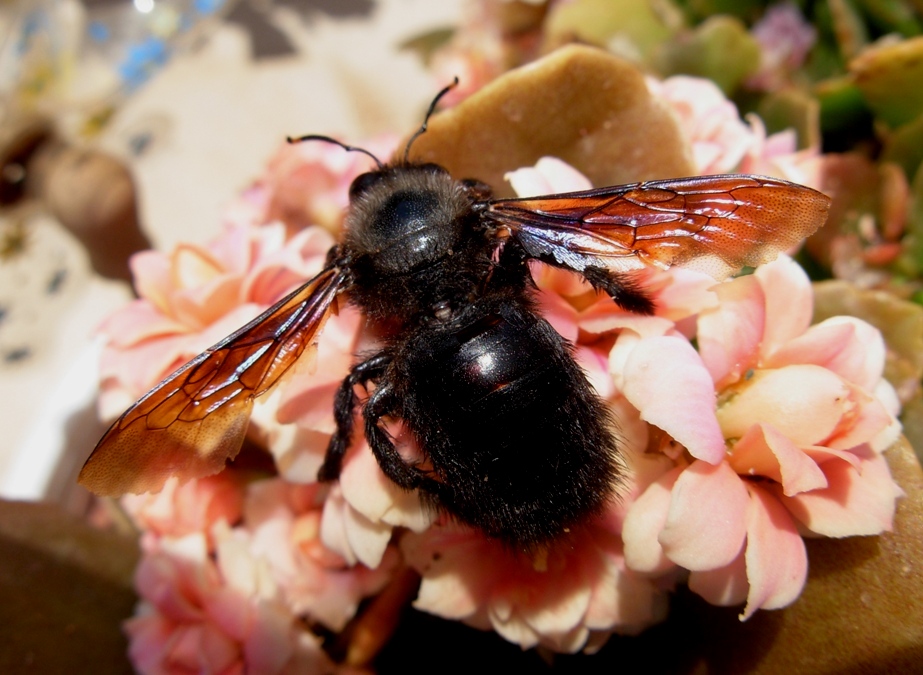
[582,266,656,315]
[363,382,422,490]
[318,353,391,482]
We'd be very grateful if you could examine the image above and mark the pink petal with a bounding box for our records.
[717,365,850,447]
[775,449,902,536]
[581,305,676,337]
[536,289,579,342]
[100,332,190,398]
[728,423,827,495]
[622,336,725,463]
[414,562,481,621]
[171,242,225,290]
[520,579,593,637]
[763,319,856,369]
[318,486,393,569]
[343,501,392,569]
[130,249,172,312]
[824,384,893,451]
[766,317,885,392]
[200,622,243,672]
[652,268,720,322]
[659,461,749,570]
[697,274,764,388]
[489,608,540,649]
[505,156,593,197]
[622,467,683,574]
[171,275,243,330]
[125,612,174,673]
[585,556,668,632]
[340,441,431,531]
[99,300,189,348]
[208,222,253,275]
[319,489,354,564]
[754,256,813,357]
[403,529,491,620]
[688,549,748,607]
[244,265,307,307]
[277,380,338,433]
[801,444,861,470]
[244,603,296,673]
[575,345,615,399]
[740,483,807,619]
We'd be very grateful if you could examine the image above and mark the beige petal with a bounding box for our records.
[407,45,694,198]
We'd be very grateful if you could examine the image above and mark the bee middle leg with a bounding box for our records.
[318,352,391,482]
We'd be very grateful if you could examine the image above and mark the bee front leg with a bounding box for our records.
[318,353,391,482]
[363,383,423,490]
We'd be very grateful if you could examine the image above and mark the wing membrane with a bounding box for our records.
[79,266,346,496]
[487,174,831,280]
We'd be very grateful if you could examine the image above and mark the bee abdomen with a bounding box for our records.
[397,300,620,548]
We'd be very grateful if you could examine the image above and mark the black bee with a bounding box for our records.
[79,83,831,548]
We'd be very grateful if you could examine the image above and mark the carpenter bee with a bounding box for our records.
[79,83,831,548]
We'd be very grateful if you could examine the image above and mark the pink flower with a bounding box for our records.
[319,432,434,569]
[243,479,399,632]
[122,473,246,550]
[621,256,903,618]
[125,529,333,674]
[253,305,366,484]
[738,115,823,190]
[428,0,511,107]
[98,222,334,422]
[431,46,504,108]
[401,399,668,653]
[647,75,755,175]
[748,3,817,91]
[262,135,398,235]
[648,74,822,190]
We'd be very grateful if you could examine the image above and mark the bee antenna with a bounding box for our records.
[403,77,459,163]
[285,134,384,169]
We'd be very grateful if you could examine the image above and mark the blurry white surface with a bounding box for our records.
[0,0,464,503]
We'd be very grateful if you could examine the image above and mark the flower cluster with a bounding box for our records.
[94,44,906,671]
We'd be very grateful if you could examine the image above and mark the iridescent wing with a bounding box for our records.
[486,174,831,281]
[79,266,346,496]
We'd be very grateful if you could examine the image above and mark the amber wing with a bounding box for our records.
[79,267,345,497]
[486,174,831,280]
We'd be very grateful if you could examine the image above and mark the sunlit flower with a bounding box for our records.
[262,134,399,235]
[748,2,817,91]
[125,528,333,674]
[319,432,435,569]
[402,396,669,653]
[428,0,511,106]
[648,74,822,190]
[122,473,246,551]
[647,75,754,175]
[621,256,903,618]
[738,115,823,190]
[97,222,333,422]
[244,478,399,632]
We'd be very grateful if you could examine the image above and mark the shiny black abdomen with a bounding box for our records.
[391,298,619,546]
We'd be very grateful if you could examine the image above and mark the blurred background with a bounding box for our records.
[0,0,464,508]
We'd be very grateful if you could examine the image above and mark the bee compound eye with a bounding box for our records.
[349,171,385,201]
